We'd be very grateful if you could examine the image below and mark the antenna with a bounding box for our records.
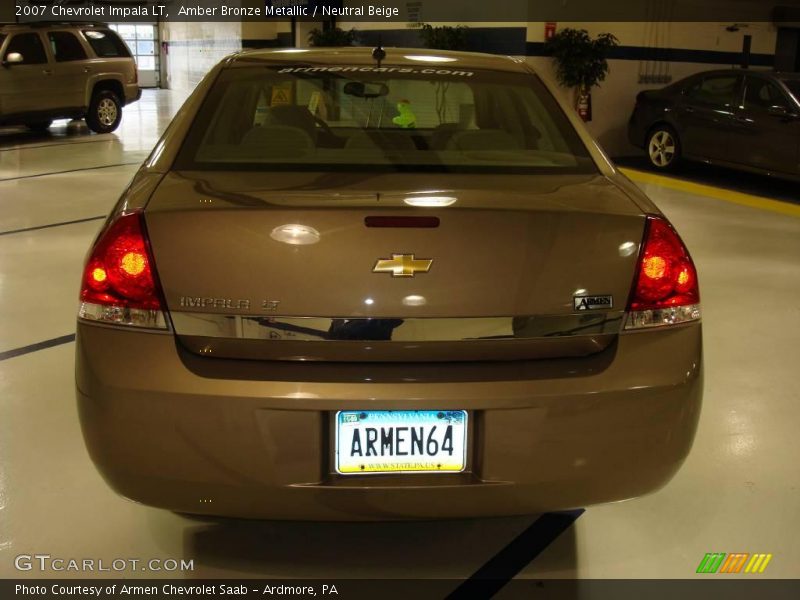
[372,37,386,68]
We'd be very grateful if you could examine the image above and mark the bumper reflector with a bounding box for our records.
[79,301,168,329]
[625,304,701,330]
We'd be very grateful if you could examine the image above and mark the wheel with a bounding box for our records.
[86,90,122,134]
[646,126,681,171]
[25,120,53,132]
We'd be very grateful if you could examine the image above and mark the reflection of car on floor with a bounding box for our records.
[75,47,703,520]
[0,22,140,133]
[628,69,800,179]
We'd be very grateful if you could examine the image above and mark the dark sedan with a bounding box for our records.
[628,70,800,179]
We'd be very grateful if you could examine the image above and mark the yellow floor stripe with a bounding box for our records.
[620,168,800,218]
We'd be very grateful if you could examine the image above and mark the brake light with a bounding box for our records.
[625,215,700,330]
[79,211,167,329]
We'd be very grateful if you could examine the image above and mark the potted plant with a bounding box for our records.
[416,23,468,51]
[544,28,619,121]
[308,27,358,47]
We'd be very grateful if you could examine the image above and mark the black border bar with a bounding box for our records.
[3,579,800,599]
[9,0,800,23]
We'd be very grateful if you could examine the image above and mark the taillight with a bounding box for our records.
[625,215,701,330]
[78,211,167,329]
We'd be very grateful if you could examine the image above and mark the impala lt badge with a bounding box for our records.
[373,254,433,278]
[178,297,281,311]
[180,297,251,310]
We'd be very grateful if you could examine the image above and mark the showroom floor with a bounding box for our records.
[0,90,798,581]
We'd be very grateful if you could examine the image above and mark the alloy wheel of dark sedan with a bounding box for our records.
[647,128,680,169]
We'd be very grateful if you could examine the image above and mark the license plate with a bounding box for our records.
[335,410,468,475]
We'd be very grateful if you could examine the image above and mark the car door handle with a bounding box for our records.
[43,69,53,75]
[683,106,695,113]
[83,67,91,73]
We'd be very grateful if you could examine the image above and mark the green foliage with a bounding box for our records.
[307,27,358,47]
[544,29,619,90]
[417,23,468,51]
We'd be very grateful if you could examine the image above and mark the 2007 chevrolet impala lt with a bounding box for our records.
[75,48,703,520]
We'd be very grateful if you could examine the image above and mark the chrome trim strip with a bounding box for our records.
[170,312,624,343]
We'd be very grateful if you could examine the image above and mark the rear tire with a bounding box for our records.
[646,125,681,171]
[86,90,122,134]
[25,120,53,132]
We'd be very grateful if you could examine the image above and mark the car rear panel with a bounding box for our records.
[144,171,646,362]
[75,318,702,520]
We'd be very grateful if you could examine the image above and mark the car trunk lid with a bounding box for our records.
[145,171,645,361]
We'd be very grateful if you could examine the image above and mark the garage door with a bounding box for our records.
[109,23,160,88]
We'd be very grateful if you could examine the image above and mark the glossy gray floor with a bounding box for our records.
[0,91,798,580]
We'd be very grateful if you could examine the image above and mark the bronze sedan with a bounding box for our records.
[75,48,702,520]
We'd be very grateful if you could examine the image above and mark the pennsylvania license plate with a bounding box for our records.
[335,410,468,475]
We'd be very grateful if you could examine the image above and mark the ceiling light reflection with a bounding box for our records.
[403,55,458,63]
[403,196,457,208]
[270,224,320,245]
[402,294,427,307]
[619,241,638,257]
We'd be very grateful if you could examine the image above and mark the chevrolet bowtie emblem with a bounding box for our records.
[373,254,433,277]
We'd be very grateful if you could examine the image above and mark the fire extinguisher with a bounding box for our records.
[577,87,592,122]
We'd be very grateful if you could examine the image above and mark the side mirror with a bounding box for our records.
[3,52,24,66]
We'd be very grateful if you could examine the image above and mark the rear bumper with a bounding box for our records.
[75,321,703,520]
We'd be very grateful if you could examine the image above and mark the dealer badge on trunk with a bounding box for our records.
[574,295,613,311]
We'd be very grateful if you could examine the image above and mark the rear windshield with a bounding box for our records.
[175,65,596,174]
[82,29,130,58]
[783,79,800,102]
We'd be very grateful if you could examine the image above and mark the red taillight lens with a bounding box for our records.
[626,215,700,329]
[629,216,699,310]
[79,211,167,329]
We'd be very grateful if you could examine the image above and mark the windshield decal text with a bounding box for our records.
[277,66,474,77]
